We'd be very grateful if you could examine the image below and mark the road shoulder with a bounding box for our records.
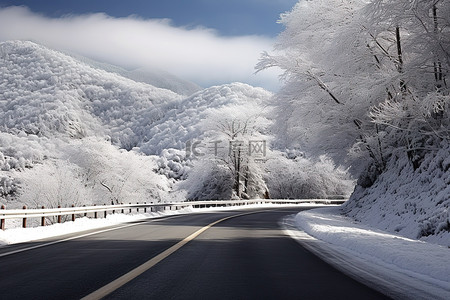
[282,207,450,300]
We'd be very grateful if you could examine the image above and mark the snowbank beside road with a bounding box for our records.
[291,207,450,299]
[0,208,192,246]
[342,141,450,247]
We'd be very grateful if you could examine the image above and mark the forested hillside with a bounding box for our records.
[0,40,353,214]
[258,0,449,245]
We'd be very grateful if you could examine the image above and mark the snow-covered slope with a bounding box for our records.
[343,141,450,247]
[0,40,183,208]
[0,40,182,149]
[0,41,275,208]
[140,83,273,155]
[0,40,353,213]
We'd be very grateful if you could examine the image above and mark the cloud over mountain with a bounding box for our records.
[0,6,281,90]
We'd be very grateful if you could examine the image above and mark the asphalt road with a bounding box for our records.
[0,207,390,299]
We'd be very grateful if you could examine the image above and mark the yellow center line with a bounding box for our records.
[81,210,266,300]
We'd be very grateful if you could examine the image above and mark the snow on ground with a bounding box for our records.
[0,207,192,246]
[343,141,450,247]
[290,206,450,300]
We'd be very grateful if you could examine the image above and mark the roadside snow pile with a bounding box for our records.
[0,207,194,246]
[294,207,450,298]
[342,141,450,247]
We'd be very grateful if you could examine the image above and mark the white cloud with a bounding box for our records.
[0,6,281,91]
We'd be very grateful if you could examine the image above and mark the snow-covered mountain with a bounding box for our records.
[140,83,273,155]
[0,40,188,207]
[0,41,272,207]
[0,40,183,149]
[71,54,201,96]
[0,40,270,153]
[0,40,353,213]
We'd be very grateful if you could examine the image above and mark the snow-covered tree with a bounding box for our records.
[258,0,449,181]
[214,117,269,199]
[360,0,450,171]
[264,152,354,199]
[257,0,376,175]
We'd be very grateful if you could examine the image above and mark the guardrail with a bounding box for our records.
[0,199,346,230]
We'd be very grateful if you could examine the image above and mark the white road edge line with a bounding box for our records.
[81,210,266,300]
[0,215,184,258]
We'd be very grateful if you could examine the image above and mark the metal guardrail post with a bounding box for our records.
[72,204,75,222]
[41,206,45,226]
[57,205,62,223]
[94,204,98,219]
[1,205,5,230]
[22,206,27,228]
[104,204,107,218]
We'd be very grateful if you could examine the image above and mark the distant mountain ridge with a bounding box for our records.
[70,53,202,96]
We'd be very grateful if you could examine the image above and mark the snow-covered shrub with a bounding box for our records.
[368,92,449,171]
[10,137,172,211]
[0,176,19,200]
[155,148,190,180]
[264,153,354,199]
[18,160,90,210]
[0,132,52,171]
[177,159,234,201]
[63,138,171,204]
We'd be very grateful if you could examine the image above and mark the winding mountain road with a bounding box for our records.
[0,207,390,299]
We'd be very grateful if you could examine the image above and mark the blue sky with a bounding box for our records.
[0,0,297,37]
[0,1,297,90]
